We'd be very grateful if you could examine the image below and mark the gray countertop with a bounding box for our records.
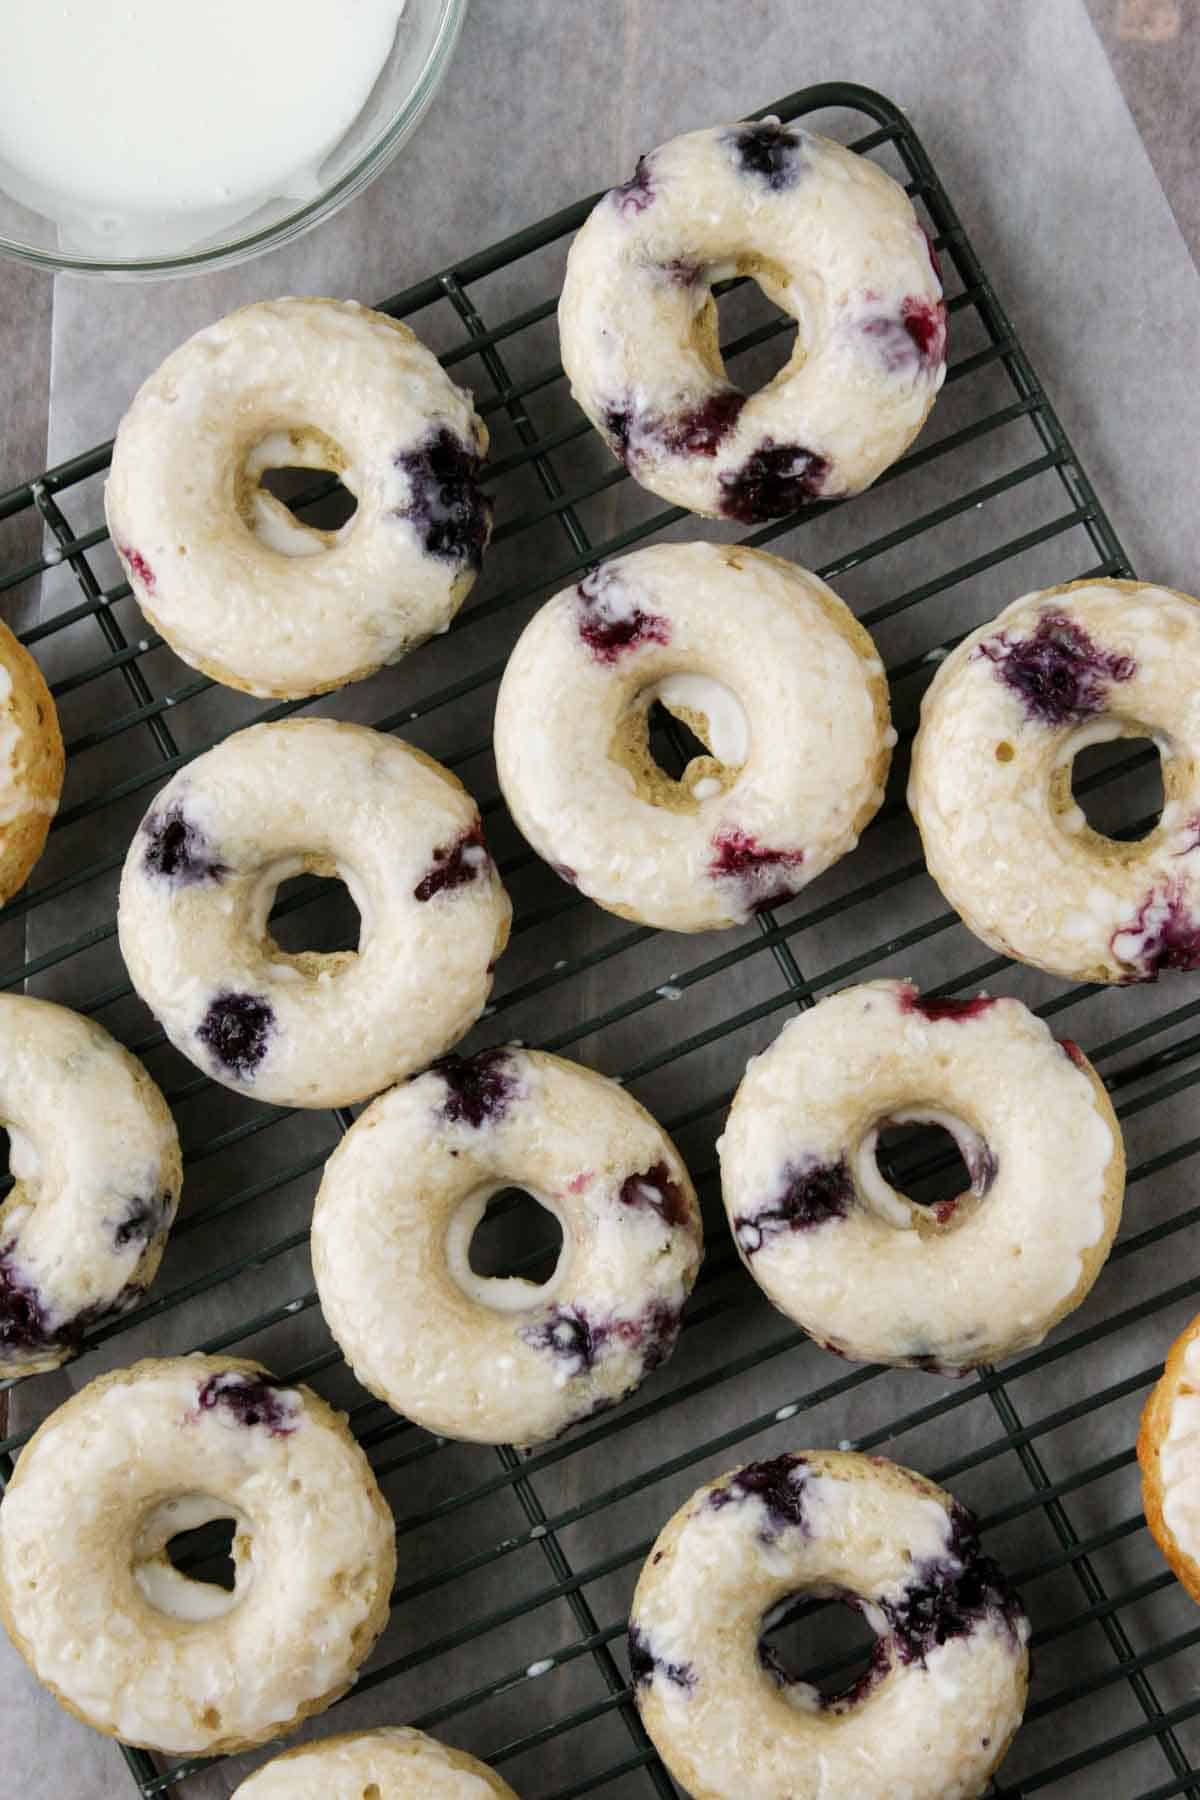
[2,2,1200,1796]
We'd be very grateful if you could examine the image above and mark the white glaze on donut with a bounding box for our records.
[106,298,491,699]
[494,542,894,932]
[0,1356,396,1755]
[118,719,511,1109]
[909,579,1200,983]
[232,1727,520,1797]
[1138,1313,1200,1606]
[630,1450,1028,1800]
[559,120,946,521]
[0,622,63,902]
[0,995,182,1379]
[719,980,1123,1370]
[312,1047,702,1444]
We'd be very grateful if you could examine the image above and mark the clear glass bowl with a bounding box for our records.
[0,0,467,279]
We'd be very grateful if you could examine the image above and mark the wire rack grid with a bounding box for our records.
[0,78,1198,1800]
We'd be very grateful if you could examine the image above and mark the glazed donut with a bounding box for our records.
[232,1728,520,1797]
[0,1355,396,1755]
[0,995,181,1379]
[312,1047,702,1445]
[1139,1312,1200,1604]
[106,298,491,700]
[494,542,893,932]
[719,979,1123,1371]
[118,719,511,1109]
[630,1449,1029,1800]
[559,118,946,522]
[0,619,63,902]
[910,578,1200,983]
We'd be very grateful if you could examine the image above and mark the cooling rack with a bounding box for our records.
[1,78,1198,1800]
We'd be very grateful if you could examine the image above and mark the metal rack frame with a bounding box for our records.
[1,80,1198,1798]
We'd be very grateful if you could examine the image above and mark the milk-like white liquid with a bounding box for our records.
[0,0,406,254]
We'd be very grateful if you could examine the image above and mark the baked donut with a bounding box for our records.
[910,578,1200,983]
[312,1047,702,1445]
[1139,1312,1200,1603]
[0,1355,396,1755]
[106,298,491,700]
[494,542,893,932]
[630,1449,1029,1800]
[0,620,63,902]
[0,995,181,1379]
[559,118,946,522]
[719,979,1123,1371]
[118,719,511,1109]
[232,1728,519,1797]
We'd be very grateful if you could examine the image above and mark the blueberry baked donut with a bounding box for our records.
[1139,1312,1200,1604]
[312,1047,702,1444]
[0,995,181,1378]
[106,298,491,700]
[559,118,946,521]
[0,620,63,902]
[630,1450,1029,1800]
[232,1728,520,1797]
[118,719,511,1109]
[0,1355,396,1755]
[910,579,1200,983]
[720,980,1123,1371]
[494,542,893,931]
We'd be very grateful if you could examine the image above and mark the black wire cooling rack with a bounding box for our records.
[1,78,1199,1800]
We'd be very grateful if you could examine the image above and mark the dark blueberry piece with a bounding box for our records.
[196,991,274,1080]
[659,390,746,458]
[899,986,996,1023]
[1113,885,1200,979]
[973,609,1136,726]
[197,1370,299,1436]
[141,802,228,886]
[710,828,805,913]
[734,1154,852,1254]
[394,427,492,571]
[628,1622,696,1691]
[617,1161,691,1228]
[661,257,703,285]
[1060,1038,1087,1068]
[901,295,948,364]
[726,120,806,191]
[616,1297,683,1377]
[120,544,156,593]
[603,407,633,463]
[880,1500,1025,1665]
[576,565,671,663]
[0,1247,52,1355]
[710,1453,809,1540]
[110,1192,169,1250]
[520,1304,602,1375]
[413,820,490,902]
[610,154,655,217]
[431,1046,516,1127]
[718,439,829,523]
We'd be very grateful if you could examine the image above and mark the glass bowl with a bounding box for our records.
[0,0,467,279]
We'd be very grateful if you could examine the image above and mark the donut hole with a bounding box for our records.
[874,1118,975,1213]
[270,872,363,958]
[710,267,799,392]
[258,464,358,533]
[165,1516,237,1593]
[239,426,358,555]
[759,1590,879,1703]
[647,699,711,777]
[1069,734,1164,842]
[613,673,749,811]
[468,1187,564,1286]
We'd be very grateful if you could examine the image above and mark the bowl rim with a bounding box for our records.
[0,0,468,280]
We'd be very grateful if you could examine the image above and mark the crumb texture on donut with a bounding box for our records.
[118,719,511,1109]
[631,1449,1028,1800]
[232,1727,520,1797]
[105,298,491,699]
[1140,1313,1200,1603]
[0,1355,396,1755]
[495,542,893,932]
[909,579,1200,983]
[312,1047,702,1444]
[0,621,63,904]
[560,121,946,521]
[720,979,1123,1369]
[0,995,181,1379]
